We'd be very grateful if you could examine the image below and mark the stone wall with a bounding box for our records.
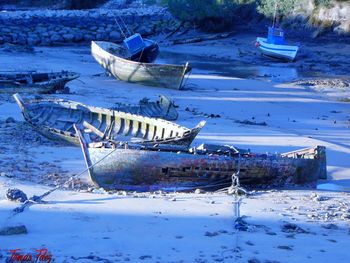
[0,7,178,46]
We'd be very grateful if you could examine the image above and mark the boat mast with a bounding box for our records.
[272,1,278,28]
[114,14,134,39]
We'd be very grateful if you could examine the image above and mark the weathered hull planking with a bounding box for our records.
[14,94,205,147]
[0,71,79,94]
[91,41,191,90]
[75,127,327,192]
[112,95,179,121]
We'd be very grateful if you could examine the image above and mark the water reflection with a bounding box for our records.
[317,183,350,193]
[157,51,320,82]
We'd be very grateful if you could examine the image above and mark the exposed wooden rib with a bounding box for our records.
[123,119,131,136]
[117,118,125,135]
[106,120,115,140]
[152,126,157,140]
[142,123,149,139]
[114,116,121,134]
[135,121,142,138]
[83,121,104,139]
[30,107,47,122]
[97,113,104,130]
[38,107,53,124]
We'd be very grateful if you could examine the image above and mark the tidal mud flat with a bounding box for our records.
[0,35,349,262]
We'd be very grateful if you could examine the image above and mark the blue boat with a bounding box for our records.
[256,26,299,61]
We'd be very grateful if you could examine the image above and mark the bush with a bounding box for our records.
[165,0,239,31]
[257,0,301,18]
[314,0,333,7]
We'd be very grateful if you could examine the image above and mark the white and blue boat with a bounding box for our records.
[256,26,299,61]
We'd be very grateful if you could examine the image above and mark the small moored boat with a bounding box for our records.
[14,93,205,146]
[75,126,327,192]
[255,27,299,61]
[91,41,191,90]
[0,71,79,94]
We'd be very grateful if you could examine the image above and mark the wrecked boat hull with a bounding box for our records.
[0,71,79,94]
[14,94,204,147]
[91,41,191,90]
[75,128,327,191]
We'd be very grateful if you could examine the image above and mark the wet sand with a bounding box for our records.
[0,38,349,262]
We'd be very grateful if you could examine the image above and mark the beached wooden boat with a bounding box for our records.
[91,41,191,89]
[14,94,205,146]
[0,71,79,94]
[255,27,299,61]
[75,126,327,191]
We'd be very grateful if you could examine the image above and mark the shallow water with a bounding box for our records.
[317,183,350,193]
[157,51,322,83]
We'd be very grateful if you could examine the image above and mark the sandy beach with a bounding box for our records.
[0,34,350,262]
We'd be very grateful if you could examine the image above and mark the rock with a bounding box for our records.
[277,245,293,250]
[109,31,121,41]
[0,172,12,178]
[0,225,27,235]
[73,32,84,42]
[83,34,94,41]
[27,36,40,45]
[50,34,63,42]
[194,188,204,194]
[14,34,27,45]
[265,230,277,235]
[138,26,153,35]
[334,21,350,36]
[62,33,75,42]
[6,188,28,203]
[341,213,350,220]
[248,258,261,263]
[281,222,308,234]
[96,33,108,40]
[204,231,219,237]
[322,223,339,230]
[234,217,249,231]
[5,117,15,123]
[310,192,327,201]
[40,38,52,46]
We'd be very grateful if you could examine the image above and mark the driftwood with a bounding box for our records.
[172,32,235,45]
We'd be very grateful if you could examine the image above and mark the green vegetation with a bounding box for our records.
[161,0,250,31]
[167,0,237,21]
[314,0,333,7]
[160,0,305,30]
[257,0,301,18]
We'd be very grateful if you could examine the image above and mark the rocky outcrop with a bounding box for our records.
[282,0,350,36]
[0,7,179,46]
[313,1,350,35]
